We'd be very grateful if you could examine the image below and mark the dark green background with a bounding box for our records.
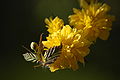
[1,0,120,80]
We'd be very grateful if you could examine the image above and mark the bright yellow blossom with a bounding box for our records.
[69,0,115,41]
[45,16,64,34]
[23,0,115,73]
[42,0,115,72]
[42,17,91,72]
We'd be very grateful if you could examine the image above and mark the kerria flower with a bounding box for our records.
[69,0,115,41]
[22,0,115,73]
[42,17,91,72]
[45,16,64,34]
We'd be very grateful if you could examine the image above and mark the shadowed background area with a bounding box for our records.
[1,0,120,80]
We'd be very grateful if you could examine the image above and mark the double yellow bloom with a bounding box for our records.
[42,0,115,72]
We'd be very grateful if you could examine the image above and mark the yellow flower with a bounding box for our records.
[69,0,115,41]
[23,0,115,73]
[42,31,61,48]
[42,17,91,72]
[45,16,64,34]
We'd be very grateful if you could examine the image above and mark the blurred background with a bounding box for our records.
[1,0,120,80]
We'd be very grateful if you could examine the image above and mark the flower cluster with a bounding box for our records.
[41,0,115,72]
[43,21,91,72]
[23,0,115,72]
[69,0,115,41]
